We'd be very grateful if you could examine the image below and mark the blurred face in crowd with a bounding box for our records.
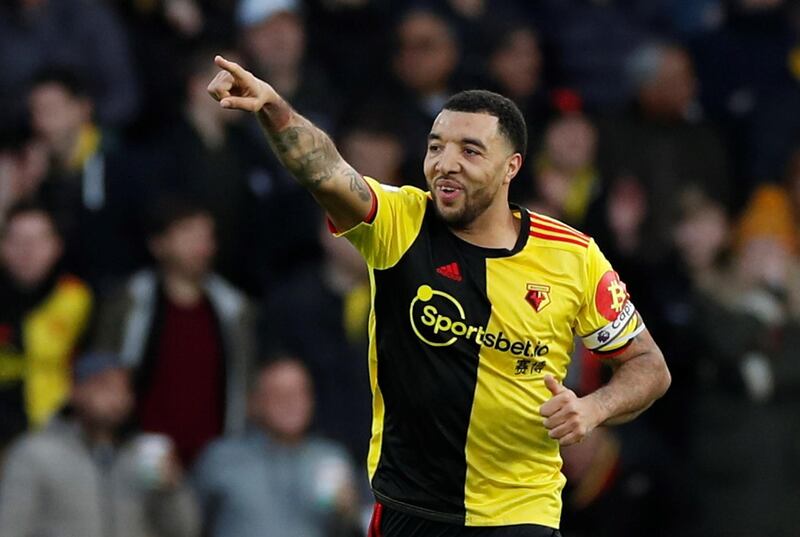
[242,11,305,75]
[319,219,367,281]
[73,368,134,431]
[149,214,217,280]
[29,82,92,158]
[543,115,597,174]
[674,201,729,272]
[606,177,648,239]
[534,168,570,217]
[340,129,405,186]
[424,110,521,229]
[250,360,314,443]
[489,28,542,100]
[639,47,696,120]
[0,141,48,203]
[394,11,458,95]
[187,60,240,125]
[736,236,792,289]
[1,210,63,289]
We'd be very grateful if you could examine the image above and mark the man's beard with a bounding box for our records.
[432,185,496,231]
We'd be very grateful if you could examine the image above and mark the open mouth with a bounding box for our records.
[435,179,464,201]
[436,183,463,204]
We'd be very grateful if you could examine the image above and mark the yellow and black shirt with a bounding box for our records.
[0,274,92,445]
[336,178,643,529]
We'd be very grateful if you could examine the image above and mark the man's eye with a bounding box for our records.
[428,144,441,152]
[464,148,479,156]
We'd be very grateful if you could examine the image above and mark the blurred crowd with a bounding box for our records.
[1,0,800,535]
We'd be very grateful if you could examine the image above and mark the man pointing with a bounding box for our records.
[207,55,670,537]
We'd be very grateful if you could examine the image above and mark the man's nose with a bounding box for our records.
[435,145,461,175]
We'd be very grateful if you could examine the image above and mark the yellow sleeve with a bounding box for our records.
[574,240,644,354]
[334,176,428,270]
[25,277,93,426]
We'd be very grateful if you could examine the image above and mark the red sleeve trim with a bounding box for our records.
[364,181,378,224]
[326,217,339,234]
[529,231,590,248]
[591,339,632,359]
[326,180,378,233]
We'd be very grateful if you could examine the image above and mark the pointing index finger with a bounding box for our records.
[214,55,248,80]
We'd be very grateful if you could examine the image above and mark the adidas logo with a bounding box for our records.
[436,262,462,282]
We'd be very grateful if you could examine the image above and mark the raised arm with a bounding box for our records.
[540,328,670,446]
[207,55,373,231]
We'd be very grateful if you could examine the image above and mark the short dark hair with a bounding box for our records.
[1,199,61,239]
[249,353,311,392]
[144,195,212,239]
[336,101,404,141]
[29,66,90,100]
[442,90,527,157]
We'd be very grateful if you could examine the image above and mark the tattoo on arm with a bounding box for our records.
[348,168,372,202]
[269,125,341,189]
[259,106,373,222]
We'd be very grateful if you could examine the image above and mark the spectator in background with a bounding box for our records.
[145,49,264,292]
[0,352,199,537]
[337,107,407,187]
[523,106,602,229]
[749,1,800,189]
[0,124,48,226]
[28,68,149,290]
[0,0,139,128]
[483,20,551,196]
[261,217,372,464]
[691,0,794,199]
[485,22,550,137]
[421,0,530,86]
[113,0,236,135]
[193,357,361,537]
[389,7,461,186]
[598,42,730,264]
[302,0,393,99]
[236,0,338,283]
[684,190,800,536]
[237,0,338,131]
[0,201,91,451]
[92,198,254,468]
[535,0,652,111]
[736,145,800,251]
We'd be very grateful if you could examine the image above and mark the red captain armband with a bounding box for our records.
[326,181,378,233]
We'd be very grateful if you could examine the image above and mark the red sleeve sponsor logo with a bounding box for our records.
[595,270,629,321]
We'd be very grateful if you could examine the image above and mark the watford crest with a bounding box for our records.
[525,284,551,312]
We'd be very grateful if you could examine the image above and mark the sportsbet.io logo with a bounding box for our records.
[409,285,550,358]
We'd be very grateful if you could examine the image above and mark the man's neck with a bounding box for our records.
[162,271,204,307]
[451,204,520,250]
[53,130,83,169]
[80,421,115,447]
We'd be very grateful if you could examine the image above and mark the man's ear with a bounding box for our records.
[504,153,523,185]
